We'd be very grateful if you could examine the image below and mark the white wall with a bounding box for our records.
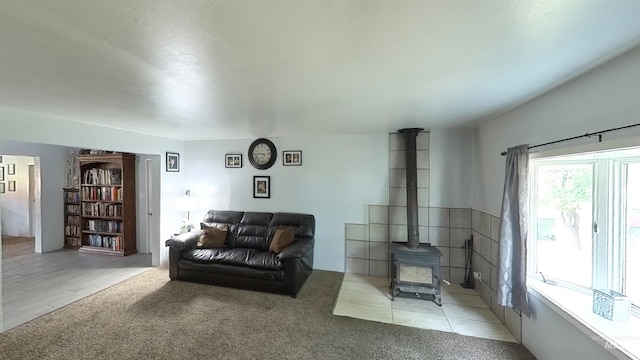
[473,45,640,216]
[0,155,34,237]
[184,134,389,272]
[524,294,616,360]
[429,129,473,208]
[472,43,640,360]
[0,141,3,331]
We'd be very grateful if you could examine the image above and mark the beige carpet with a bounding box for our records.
[0,267,536,360]
[2,236,34,259]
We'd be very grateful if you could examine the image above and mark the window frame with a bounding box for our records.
[528,152,640,308]
[528,159,598,290]
[618,158,640,300]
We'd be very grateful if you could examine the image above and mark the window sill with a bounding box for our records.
[528,278,640,360]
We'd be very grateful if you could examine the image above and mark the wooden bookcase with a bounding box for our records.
[77,153,136,256]
[63,187,81,249]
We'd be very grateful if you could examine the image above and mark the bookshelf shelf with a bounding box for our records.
[82,230,123,235]
[82,184,122,187]
[63,188,81,249]
[78,245,125,256]
[77,153,136,256]
[81,184,123,187]
[82,200,123,203]
[82,215,124,220]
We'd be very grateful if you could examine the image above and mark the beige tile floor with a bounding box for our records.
[333,273,518,343]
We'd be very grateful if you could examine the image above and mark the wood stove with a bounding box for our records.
[389,128,444,305]
[390,243,443,305]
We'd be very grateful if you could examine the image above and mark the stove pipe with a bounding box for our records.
[398,128,423,249]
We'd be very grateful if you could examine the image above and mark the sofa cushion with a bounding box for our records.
[202,210,244,225]
[233,224,268,249]
[269,213,316,239]
[270,226,295,253]
[245,251,283,270]
[196,224,228,248]
[178,260,285,282]
[240,212,273,226]
[230,212,273,250]
[182,248,283,270]
[184,248,256,265]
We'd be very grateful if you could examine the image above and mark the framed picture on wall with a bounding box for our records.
[8,180,15,192]
[8,163,15,175]
[166,152,180,172]
[253,176,270,199]
[0,182,4,194]
[0,166,3,181]
[225,154,242,168]
[283,150,302,166]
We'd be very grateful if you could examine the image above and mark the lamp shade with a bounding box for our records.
[175,195,198,212]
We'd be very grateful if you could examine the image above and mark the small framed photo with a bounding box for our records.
[0,166,3,181]
[8,180,16,192]
[0,182,4,193]
[8,163,16,175]
[225,154,242,168]
[166,152,180,172]
[253,176,270,199]
[283,150,302,166]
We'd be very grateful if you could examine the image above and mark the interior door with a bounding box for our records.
[28,164,35,237]
[145,159,153,254]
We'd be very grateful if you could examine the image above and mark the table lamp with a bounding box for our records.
[175,190,198,233]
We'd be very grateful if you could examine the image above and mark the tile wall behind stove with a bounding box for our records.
[470,209,523,342]
[345,132,472,285]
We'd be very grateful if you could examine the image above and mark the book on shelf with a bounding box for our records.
[81,203,123,217]
[65,237,81,247]
[81,186,123,202]
[86,234,122,251]
[65,225,81,236]
[83,168,123,186]
[66,204,81,215]
[64,190,80,203]
[109,169,122,185]
[86,219,122,233]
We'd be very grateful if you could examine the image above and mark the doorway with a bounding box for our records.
[133,154,161,262]
[1,155,40,257]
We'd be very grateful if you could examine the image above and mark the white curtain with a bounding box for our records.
[497,144,530,316]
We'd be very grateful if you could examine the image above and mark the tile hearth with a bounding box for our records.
[333,273,517,343]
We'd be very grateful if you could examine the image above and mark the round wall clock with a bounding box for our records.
[248,138,277,170]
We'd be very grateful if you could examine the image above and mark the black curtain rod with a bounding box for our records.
[500,123,640,156]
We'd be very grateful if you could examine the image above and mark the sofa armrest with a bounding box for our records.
[165,230,202,251]
[277,238,314,260]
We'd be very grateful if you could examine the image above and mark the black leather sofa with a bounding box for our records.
[165,211,315,297]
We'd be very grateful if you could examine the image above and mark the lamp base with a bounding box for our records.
[179,219,195,234]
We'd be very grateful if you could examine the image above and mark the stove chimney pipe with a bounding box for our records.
[398,128,423,250]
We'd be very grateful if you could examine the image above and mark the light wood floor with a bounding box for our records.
[2,236,35,259]
[2,248,153,331]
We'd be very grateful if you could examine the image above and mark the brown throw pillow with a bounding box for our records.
[196,223,228,248]
[270,226,295,253]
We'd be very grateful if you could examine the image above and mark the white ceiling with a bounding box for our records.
[2,1,640,141]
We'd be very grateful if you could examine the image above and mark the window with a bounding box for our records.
[529,148,640,307]
[530,162,594,288]
[624,163,640,302]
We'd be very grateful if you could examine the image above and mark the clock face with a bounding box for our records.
[252,143,272,165]
[248,138,277,169]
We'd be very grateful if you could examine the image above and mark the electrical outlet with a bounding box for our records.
[473,271,482,281]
